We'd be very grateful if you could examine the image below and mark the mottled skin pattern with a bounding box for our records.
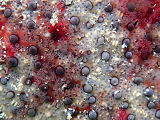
[0,0,160,120]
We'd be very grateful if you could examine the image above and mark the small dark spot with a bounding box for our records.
[25,77,33,85]
[121,101,129,109]
[97,16,104,23]
[9,34,19,44]
[114,90,122,99]
[70,16,80,25]
[45,95,52,103]
[19,92,28,102]
[133,77,143,85]
[28,46,38,55]
[83,84,93,93]
[12,108,21,115]
[27,20,36,29]
[125,51,133,59]
[51,30,61,41]
[127,2,135,12]
[44,10,52,19]
[27,108,37,117]
[122,38,131,48]
[127,114,135,120]
[4,8,12,18]
[65,82,75,90]
[55,65,65,76]
[101,51,110,61]
[87,50,92,55]
[104,4,113,13]
[63,97,73,105]
[141,51,150,60]
[110,77,119,86]
[97,36,105,46]
[127,22,135,31]
[6,91,15,99]
[0,77,8,85]
[34,61,42,70]
[86,21,94,29]
[81,66,90,76]
[144,87,153,97]
[28,1,37,11]
[88,95,96,104]
[147,101,155,109]
[156,109,160,119]
[8,57,18,67]
[145,32,152,41]
[88,110,98,120]
[84,0,93,10]
[40,84,49,92]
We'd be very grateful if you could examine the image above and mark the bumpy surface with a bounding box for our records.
[0,0,160,120]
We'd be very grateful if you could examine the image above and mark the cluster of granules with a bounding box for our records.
[0,0,160,120]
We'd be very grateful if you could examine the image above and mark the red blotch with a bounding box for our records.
[6,44,15,57]
[0,21,6,31]
[136,39,153,61]
[116,108,127,120]
[2,1,84,118]
[118,0,160,28]
[48,20,69,46]
[56,2,66,13]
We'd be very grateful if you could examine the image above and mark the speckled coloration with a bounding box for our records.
[0,0,160,120]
